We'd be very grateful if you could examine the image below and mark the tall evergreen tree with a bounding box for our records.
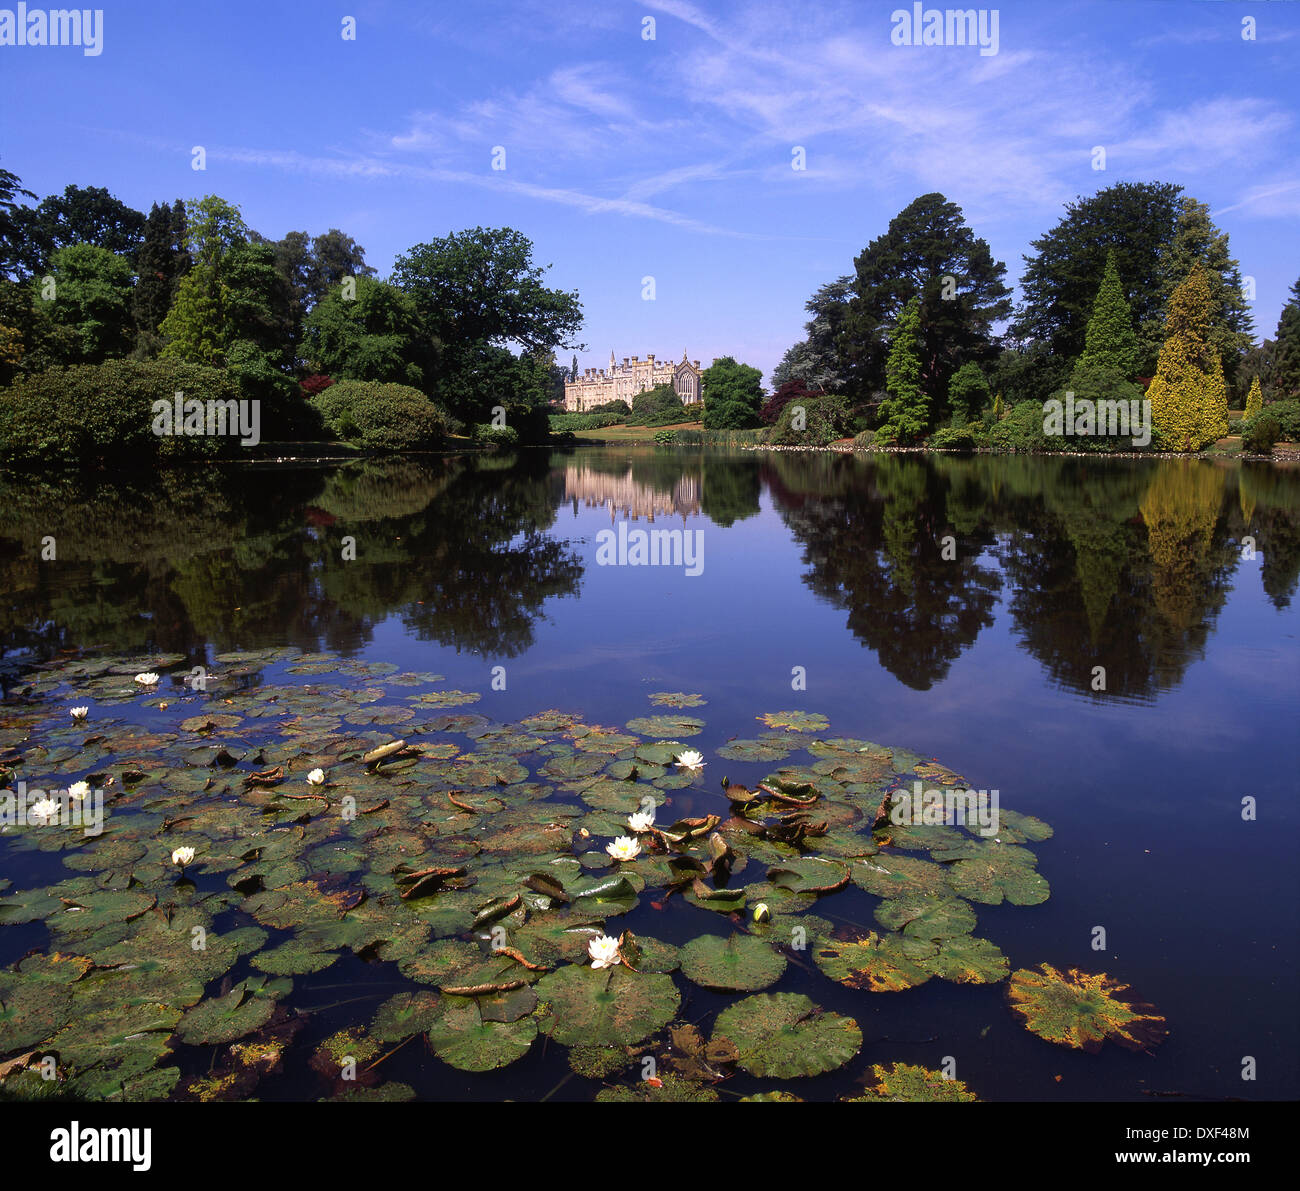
[772,275,853,391]
[1244,377,1263,419]
[841,194,1011,409]
[878,297,929,443]
[1147,266,1229,450]
[132,200,190,355]
[1148,197,1253,385]
[1013,181,1185,370]
[1272,276,1300,401]
[1075,249,1139,379]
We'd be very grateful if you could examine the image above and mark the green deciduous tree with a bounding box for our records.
[41,243,135,363]
[1147,266,1230,451]
[701,357,764,429]
[878,298,929,443]
[303,276,424,386]
[947,361,991,424]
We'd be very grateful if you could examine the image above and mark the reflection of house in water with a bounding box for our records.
[564,464,700,523]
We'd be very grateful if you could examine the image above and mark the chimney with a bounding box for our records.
[623,357,629,367]
[693,360,700,369]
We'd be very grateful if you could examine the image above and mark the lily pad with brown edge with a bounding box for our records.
[758,710,830,733]
[509,915,606,966]
[873,896,977,940]
[946,855,1050,906]
[712,993,861,1079]
[849,1062,978,1102]
[1006,964,1168,1053]
[595,1074,719,1102]
[648,691,706,708]
[682,879,746,914]
[176,977,285,1045]
[812,929,936,993]
[534,965,680,1047]
[716,738,794,763]
[427,995,538,1072]
[370,990,443,1042]
[625,714,705,738]
[679,932,787,992]
[851,853,951,899]
[617,932,680,974]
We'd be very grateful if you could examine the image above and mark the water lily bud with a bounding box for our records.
[753,902,771,923]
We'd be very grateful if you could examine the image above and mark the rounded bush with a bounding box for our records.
[311,379,450,451]
[0,359,243,469]
[1242,413,1282,456]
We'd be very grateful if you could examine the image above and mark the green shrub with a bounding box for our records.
[473,423,520,447]
[852,428,876,449]
[653,429,678,444]
[768,394,852,446]
[549,411,621,432]
[1242,414,1282,455]
[1249,398,1300,441]
[0,359,244,469]
[928,425,978,450]
[985,400,1048,452]
[311,379,450,451]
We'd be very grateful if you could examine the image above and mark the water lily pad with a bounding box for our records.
[409,690,482,708]
[758,711,830,733]
[679,933,787,992]
[813,929,935,992]
[852,1062,978,1102]
[946,855,1050,906]
[648,692,706,708]
[596,1074,719,1102]
[925,934,1009,984]
[851,854,951,899]
[873,896,977,939]
[428,996,537,1071]
[535,965,680,1046]
[1006,964,1167,1053]
[371,990,443,1042]
[716,738,794,763]
[712,993,860,1078]
[177,977,282,1045]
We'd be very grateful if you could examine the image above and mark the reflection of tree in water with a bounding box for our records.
[770,453,1001,691]
[1239,464,1300,609]
[0,455,583,663]
[1140,463,1228,633]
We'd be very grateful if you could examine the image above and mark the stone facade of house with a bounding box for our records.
[563,350,703,412]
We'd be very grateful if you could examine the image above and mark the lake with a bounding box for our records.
[1,446,1296,1102]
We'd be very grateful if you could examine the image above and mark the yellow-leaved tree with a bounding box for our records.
[1147,266,1229,451]
[1244,376,1263,420]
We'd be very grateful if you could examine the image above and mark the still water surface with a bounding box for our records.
[1,447,1296,1100]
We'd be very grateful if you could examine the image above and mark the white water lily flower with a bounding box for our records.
[68,781,90,802]
[134,672,159,686]
[29,797,61,825]
[69,706,89,720]
[306,768,326,785]
[587,934,621,969]
[171,846,195,867]
[675,749,705,770]
[606,835,641,862]
[628,810,655,833]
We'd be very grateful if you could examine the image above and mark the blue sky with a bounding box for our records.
[1,0,1297,384]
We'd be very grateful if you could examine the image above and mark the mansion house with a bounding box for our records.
[563,350,703,412]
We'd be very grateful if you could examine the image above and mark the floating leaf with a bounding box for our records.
[716,738,793,763]
[925,934,1009,984]
[852,1062,978,1102]
[851,854,950,899]
[679,933,787,992]
[648,692,706,708]
[758,711,830,733]
[428,996,537,1071]
[625,715,705,738]
[873,896,977,940]
[535,965,680,1047]
[812,929,935,992]
[946,855,1050,906]
[1006,965,1167,1053]
[713,993,860,1078]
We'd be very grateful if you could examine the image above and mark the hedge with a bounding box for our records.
[311,379,450,451]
